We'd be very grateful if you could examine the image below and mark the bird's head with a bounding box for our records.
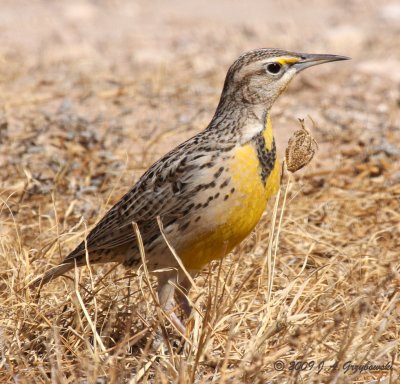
[220,48,349,114]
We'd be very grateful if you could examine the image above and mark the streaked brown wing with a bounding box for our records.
[63,140,203,261]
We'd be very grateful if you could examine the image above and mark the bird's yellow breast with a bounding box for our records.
[179,117,280,271]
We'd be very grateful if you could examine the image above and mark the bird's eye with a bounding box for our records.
[266,63,282,74]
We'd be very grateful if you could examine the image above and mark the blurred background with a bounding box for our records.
[1,0,399,150]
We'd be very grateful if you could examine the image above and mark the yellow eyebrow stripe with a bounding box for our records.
[277,57,300,65]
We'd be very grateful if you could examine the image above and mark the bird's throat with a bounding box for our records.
[263,113,274,150]
[240,111,273,145]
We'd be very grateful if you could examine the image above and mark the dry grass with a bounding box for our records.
[1,1,400,383]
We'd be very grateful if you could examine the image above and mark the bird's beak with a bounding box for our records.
[294,53,350,72]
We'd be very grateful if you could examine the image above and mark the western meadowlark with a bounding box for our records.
[31,48,349,332]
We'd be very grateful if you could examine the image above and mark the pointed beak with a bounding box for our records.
[293,53,351,72]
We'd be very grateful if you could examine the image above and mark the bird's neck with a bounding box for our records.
[262,113,274,150]
[239,109,272,144]
[209,97,273,144]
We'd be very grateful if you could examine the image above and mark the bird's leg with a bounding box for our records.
[152,271,195,349]
[156,272,186,335]
[175,275,193,318]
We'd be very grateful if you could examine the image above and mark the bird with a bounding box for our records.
[30,48,349,333]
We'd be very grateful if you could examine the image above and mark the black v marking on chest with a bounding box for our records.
[253,134,277,185]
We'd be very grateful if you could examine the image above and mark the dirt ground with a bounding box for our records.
[0,0,399,383]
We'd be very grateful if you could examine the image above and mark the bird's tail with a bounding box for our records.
[28,262,75,288]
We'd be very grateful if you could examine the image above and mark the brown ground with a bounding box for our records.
[0,1,399,383]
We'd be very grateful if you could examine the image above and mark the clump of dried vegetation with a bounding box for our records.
[1,3,399,382]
